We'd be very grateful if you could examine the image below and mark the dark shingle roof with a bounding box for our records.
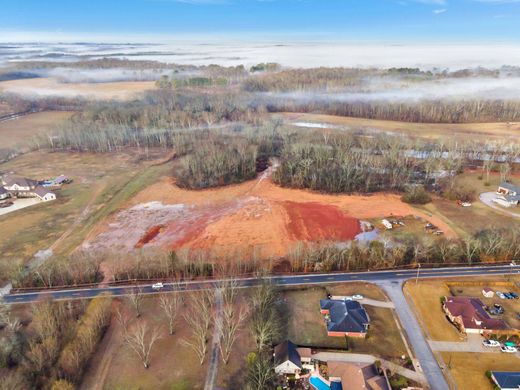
[2,175,37,188]
[492,371,520,389]
[320,299,369,334]
[0,187,7,195]
[499,182,520,193]
[274,340,301,368]
[34,186,53,197]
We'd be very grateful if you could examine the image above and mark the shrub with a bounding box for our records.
[401,186,432,204]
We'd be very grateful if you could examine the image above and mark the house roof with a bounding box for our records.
[34,186,54,198]
[2,175,37,188]
[320,299,369,334]
[499,182,520,193]
[482,288,493,293]
[505,194,520,202]
[274,340,301,369]
[444,296,508,331]
[492,371,520,389]
[0,187,7,195]
[328,361,389,390]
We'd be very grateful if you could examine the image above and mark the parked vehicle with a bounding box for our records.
[352,294,364,300]
[503,293,513,299]
[500,345,517,353]
[496,291,506,299]
[0,201,13,208]
[509,292,519,299]
[152,282,164,290]
[482,339,500,347]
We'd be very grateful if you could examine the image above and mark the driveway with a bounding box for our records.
[480,192,520,218]
[0,197,41,217]
[379,281,450,390]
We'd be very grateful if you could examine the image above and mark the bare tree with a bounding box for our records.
[124,322,162,369]
[182,291,215,364]
[128,286,144,318]
[159,289,183,335]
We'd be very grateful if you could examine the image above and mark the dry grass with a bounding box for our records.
[325,282,388,301]
[282,285,407,360]
[281,112,520,141]
[403,280,462,342]
[440,352,520,390]
[0,111,73,148]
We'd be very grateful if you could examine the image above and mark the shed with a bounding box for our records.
[482,288,494,298]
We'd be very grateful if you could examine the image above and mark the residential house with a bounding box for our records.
[0,187,9,200]
[443,296,507,334]
[482,288,494,298]
[491,371,520,390]
[494,182,520,208]
[320,299,370,338]
[34,186,57,202]
[274,340,303,375]
[2,175,37,197]
[328,361,390,390]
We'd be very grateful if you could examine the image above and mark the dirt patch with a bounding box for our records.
[86,174,456,259]
[283,201,361,241]
[135,224,165,248]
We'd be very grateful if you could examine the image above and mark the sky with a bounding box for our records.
[0,0,519,43]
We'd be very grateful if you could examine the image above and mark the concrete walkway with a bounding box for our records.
[379,281,450,390]
[480,192,520,218]
[312,352,426,385]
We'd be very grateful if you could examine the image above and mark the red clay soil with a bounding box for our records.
[283,201,361,241]
[135,224,165,248]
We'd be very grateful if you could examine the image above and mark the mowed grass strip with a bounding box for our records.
[440,352,520,390]
[403,280,462,342]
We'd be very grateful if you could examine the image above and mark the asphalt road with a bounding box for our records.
[4,264,519,304]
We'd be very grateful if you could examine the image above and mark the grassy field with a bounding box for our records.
[281,112,520,141]
[440,352,520,390]
[282,285,407,360]
[404,280,462,342]
[0,150,170,282]
[0,111,73,149]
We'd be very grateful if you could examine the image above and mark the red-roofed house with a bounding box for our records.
[443,296,508,334]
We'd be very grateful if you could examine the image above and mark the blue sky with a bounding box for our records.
[1,0,519,42]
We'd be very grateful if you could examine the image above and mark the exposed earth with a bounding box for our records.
[84,166,456,259]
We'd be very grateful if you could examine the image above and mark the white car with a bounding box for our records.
[152,282,164,290]
[500,346,517,353]
[352,294,364,300]
[482,339,500,347]
[496,291,506,299]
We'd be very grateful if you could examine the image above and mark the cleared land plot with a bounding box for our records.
[281,112,520,141]
[0,150,169,282]
[440,352,520,390]
[0,78,156,100]
[0,111,73,149]
[282,285,407,361]
[90,173,456,260]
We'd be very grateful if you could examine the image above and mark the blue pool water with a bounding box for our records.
[309,376,330,390]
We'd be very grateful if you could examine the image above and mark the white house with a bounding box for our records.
[482,288,494,298]
[494,182,520,208]
[274,340,303,375]
[34,186,56,202]
[2,175,37,194]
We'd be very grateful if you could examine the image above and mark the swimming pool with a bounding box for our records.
[309,375,330,390]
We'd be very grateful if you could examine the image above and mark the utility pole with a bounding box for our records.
[415,263,421,285]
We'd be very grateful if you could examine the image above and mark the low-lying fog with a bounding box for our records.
[2,41,520,69]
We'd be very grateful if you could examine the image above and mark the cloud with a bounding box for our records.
[433,8,447,13]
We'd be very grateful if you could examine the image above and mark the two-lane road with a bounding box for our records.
[4,264,519,304]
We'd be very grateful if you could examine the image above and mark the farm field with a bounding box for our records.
[281,112,520,141]
[86,170,457,262]
[282,285,408,361]
[0,111,73,148]
[440,352,520,390]
[0,77,156,100]
[0,150,170,283]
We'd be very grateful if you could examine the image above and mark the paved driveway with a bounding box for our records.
[480,192,520,218]
[380,281,450,390]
